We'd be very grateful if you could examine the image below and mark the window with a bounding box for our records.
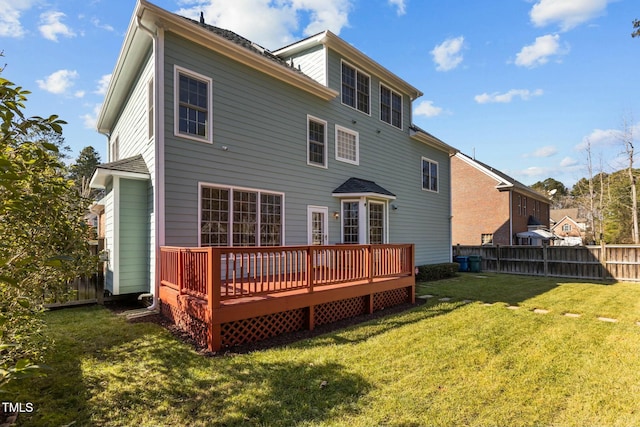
[517,195,522,216]
[200,184,283,246]
[421,157,438,192]
[369,202,385,244]
[175,66,212,142]
[336,126,359,165]
[380,85,402,128]
[341,61,370,114]
[342,201,359,244]
[562,224,572,232]
[307,116,327,167]
[523,197,527,216]
[481,234,493,245]
[148,78,154,140]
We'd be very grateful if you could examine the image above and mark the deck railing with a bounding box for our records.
[160,244,415,304]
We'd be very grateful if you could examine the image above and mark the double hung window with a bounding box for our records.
[341,62,370,114]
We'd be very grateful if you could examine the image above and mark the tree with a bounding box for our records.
[633,19,640,38]
[0,60,95,390]
[619,115,639,243]
[69,146,101,198]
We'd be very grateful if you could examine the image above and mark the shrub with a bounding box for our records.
[416,263,459,282]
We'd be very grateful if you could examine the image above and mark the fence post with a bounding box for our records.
[600,240,607,280]
[496,244,501,273]
[542,245,548,277]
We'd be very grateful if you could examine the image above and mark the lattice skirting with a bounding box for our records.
[160,287,412,351]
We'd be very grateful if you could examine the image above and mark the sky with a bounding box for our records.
[1,0,639,188]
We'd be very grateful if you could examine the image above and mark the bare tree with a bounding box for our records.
[620,115,639,243]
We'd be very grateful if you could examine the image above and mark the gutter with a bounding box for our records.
[135,12,164,312]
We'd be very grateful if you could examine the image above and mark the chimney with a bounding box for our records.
[199,11,205,25]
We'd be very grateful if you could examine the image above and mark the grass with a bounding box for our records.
[7,273,640,426]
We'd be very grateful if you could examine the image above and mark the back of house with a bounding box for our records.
[91,0,457,298]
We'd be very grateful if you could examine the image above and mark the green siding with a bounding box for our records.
[118,179,150,294]
[162,31,452,265]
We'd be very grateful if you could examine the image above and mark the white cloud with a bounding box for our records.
[414,100,444,118]
[575,123,640,151]
[90,17,115,33]
[81,103,102,130]
[0,0,34,38]
[388,0,406,16]
[177,0,352,50]
[95,74,112,95]
[36,69,79,95]
[530,0,611,31]
[431,36,464,71]
[474,89,543,104]
[560,157,578,167]
[39,11,76,42]
[525,145,558,158]
[515,34,567,68]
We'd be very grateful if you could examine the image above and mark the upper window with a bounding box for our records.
[380,85,402,129]
[307,116,327,168]
[421,157,438,192]
[200,184,283,247]
[341,61,370,114]
[174,66,212,143]
[335,126,359,165]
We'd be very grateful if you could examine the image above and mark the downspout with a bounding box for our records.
[136,14,165,311]
[509,191,513,245]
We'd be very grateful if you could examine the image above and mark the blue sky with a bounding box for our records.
[2,0,639,187]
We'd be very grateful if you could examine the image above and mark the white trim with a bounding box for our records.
[332,192,396,200]
[173,65,214,144]
[112,176,121,295]
[421,156,439,193]
[379,83,403,130]
[90,168,150,189]
[198,182,286,247]
[340,59,371,116]
[306,115,328,169]
[368,200,386,244]
[307,206,328,245]
[335,125,359,165]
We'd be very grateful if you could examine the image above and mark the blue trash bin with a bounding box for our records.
[455,256,469,272]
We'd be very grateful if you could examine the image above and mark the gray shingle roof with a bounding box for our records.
[333,178,396,198]
[96,154,149,175]
[178,15,305,75]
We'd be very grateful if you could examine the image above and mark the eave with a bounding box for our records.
[274,31,423,101]
[409,127,458,155]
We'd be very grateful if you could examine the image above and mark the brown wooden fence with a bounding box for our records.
[453,244,640,282]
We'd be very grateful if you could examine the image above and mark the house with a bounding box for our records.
[90,0,456,306]
[550,208,587,246]
[451,152,552,246]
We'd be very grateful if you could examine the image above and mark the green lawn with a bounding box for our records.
[9,273,640,426]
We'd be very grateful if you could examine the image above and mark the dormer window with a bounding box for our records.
[341,61,370,114]
[380,84,402,129]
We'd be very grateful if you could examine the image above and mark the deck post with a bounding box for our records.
[207,247,222,352]
[410,244,416,304]
[177,248,184,296]
[368,245,374,283]
[307,246,314,293]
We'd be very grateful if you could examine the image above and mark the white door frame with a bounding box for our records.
[307,206,329,245]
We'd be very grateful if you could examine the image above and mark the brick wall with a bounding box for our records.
[451,156,511,245]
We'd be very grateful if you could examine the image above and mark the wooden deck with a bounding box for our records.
[159,244,415,351]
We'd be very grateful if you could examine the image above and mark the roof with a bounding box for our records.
[409,125,458,155]
[97,0,337,133]
[90,155,150,189]
[332,178,396,199]
[454,152,550,203]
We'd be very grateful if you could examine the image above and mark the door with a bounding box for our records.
[307,206,328,245]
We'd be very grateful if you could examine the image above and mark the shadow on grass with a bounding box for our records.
[10,305,371,427]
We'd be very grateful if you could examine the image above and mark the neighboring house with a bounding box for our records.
[551,208,587,246]
[451,152,552,246]
[90,0,457,298]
